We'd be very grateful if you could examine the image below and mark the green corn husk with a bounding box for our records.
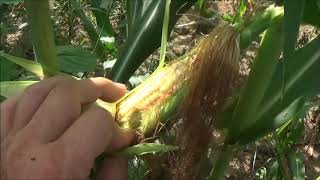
[116,61,188,136]
[111,22,240,139]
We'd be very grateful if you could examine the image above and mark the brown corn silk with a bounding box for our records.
[171,23,240,178]
[115,22,240,177]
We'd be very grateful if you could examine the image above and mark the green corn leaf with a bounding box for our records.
[110,0,196,83]
[111,143,178,157]
[125,0,153,37]
[228,16,284,141]
[0,52,44,77]
[0,57,15,81]
[276,101,306,154]
[278,0,320,27]
[303,0,320,28]
[57,46,98,73]
[229,36,320,145]
[258,37,320,124]
[239,5,284,50]
[0,81,38,98]
[235,97,305,145]
[288,151,305,180]
[284,0,305,57]
[89,0,114,37]
[282,0,306,107]
[0,46,96,76]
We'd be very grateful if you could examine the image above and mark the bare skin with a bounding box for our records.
[0,76,135,179]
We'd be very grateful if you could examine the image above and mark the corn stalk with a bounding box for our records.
[24,0,59,77]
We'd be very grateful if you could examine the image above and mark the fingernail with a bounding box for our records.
[115,83,127,90]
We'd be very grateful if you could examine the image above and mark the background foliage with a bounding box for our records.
[0,0,319,179]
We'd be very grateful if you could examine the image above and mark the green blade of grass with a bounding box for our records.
[288,151,305,180]
[234,0,248,23]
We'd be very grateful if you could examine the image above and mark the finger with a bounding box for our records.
[76,77,127,103]
[97,157,128,180]
[1,95,20,141]
[12,75,73,133]
[97,129,135,180]
[23,77,127,143]
[108,129,136,151]
[54,105,117,168]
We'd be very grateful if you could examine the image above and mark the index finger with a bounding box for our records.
[75,77,127,103]
[24,77,127,143]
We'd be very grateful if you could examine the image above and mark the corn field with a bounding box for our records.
[0,0,319,179]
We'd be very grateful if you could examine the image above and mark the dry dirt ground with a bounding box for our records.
[1,1,319,179]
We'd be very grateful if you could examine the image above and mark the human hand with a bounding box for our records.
[1,76,134,179]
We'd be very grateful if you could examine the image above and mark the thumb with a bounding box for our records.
[97,129,136,180]
[97,157,128,180]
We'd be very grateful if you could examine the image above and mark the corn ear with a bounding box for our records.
[116,61,189,136]
[113,22,240,139]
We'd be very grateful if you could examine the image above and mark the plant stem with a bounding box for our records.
[158,0,171,69]
[208,145,234,180]
[24,0,58,78]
